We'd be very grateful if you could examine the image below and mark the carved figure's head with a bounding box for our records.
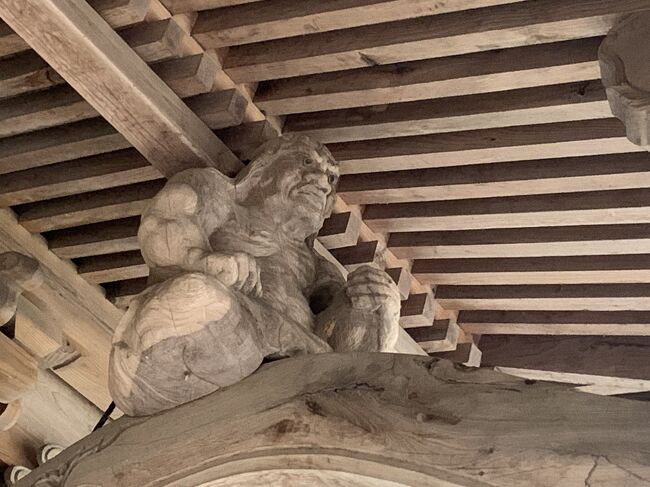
[235,134,339,239]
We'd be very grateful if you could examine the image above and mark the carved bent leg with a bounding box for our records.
[109,273,265,416]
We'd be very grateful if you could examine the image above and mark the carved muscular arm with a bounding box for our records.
[138,178,261,295]
[311,254,401,352]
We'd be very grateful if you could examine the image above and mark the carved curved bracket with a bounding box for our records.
[0,252,42,327]
[600,11,650,149]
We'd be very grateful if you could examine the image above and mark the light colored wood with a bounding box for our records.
[385,267,410,299]
[161,0,262,13]
[600,10,650,149]
[256,37,602,115]
[431,342,482,367]
[20,353,650,487]
[399,292,434,328]
[46,218,141,259]
[413,254,650,285]
[0,209,118,409]
[459,310,650,336]
[316,212,362,249]
[77,251,148,284]
[0,0,242,178]
[406,318,460,352]
[224,0,650,82]
[436,284,650,311]
[0,150,160,206]
[481,335,650,380]
[0,334,37,404]
[0,52,64,100]
[328,240,381,270]
[0,400,21,432]
[0,0,154,58]
[194,0,524,48]
[363,188,650,233]
[17,180,165,233]
[286,80,611,143]
[338,152,650,205]
[329,118,642,174]
[388,224,650,259]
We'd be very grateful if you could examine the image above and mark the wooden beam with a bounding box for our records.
[285,80,610,143]
[338,152,650,205]
[399,292,434,328]
[161,0,262,13]
[0,55,223,137]
[385,267,411,299]
[412,254,650,285]
[328,118,642,174]
[459,310,650,336]
[193,0,523,48]
[316,212,361,249]
[76,251,148,284]
[255,37,602,115]
[45,218,141,259]
[0,149,160,206]
[388,224,650,259]
[0,334,37,404]
[0,209,118,409]
[0,0,242,177]
[104,277,147,309]
[436,284,650,311]
[15,180,165,233]
[223,0,649,82]
[480,335,650,380]
[328,240,380,270]
[0,0,156,58]
[405,318,460,352]
[430,342,482,367]
[363,188,650,233]
[0,119,130,175]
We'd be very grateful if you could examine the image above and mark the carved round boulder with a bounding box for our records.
[109,272,264,416]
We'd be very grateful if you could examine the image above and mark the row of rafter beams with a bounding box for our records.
[0,0,242,177]
[363,188,650,233]
[192,0,525,48]
[329,118,641,174]
[388,224,650,259]
[0,0,166,58]
[255,37,603,115]
[338,152,650,205]
[436,284,650,311]
[219,0,650,82]
[284,80,611,143]
[412,254,650,285]
[161,0,262,14]
[459,310,650,336]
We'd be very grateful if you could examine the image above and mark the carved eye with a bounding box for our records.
[328,173,339,185]
[303,158,313,166]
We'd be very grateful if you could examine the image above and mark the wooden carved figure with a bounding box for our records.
[109,135,401,416]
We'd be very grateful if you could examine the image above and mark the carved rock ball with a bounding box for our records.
[109,273,264,416]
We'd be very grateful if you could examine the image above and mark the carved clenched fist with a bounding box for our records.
[345,265,401,316]
[204,252,262,297]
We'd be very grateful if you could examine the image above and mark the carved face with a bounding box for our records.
[270,146,339,237]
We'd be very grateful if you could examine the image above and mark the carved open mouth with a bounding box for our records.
[295,185,327,211]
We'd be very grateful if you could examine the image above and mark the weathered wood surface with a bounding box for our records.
[17,353,650,486]
[600,10,650,149]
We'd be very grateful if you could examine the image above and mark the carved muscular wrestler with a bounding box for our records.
[109,135,401,416]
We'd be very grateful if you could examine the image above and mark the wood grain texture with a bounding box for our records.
[480,335,650,380]
[338,152,650,204]
[256,37,603,115]
[224,0,650,82]
[194,0,524,48]
[459,310,650,335]
[285,80,611,143]
[161,0,262,13]
[19,353,650,487]
[437,284,650,310]
[388,224,650,259]
[329,118,642,174]
[363,188,650,232]
[0,0,241,177]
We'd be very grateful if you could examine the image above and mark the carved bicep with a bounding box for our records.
[139,183,208,267]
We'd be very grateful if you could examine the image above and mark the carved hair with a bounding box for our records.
[233,134,337,202]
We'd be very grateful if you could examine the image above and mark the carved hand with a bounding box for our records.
[204,252,262,297]
[345,265,400,316]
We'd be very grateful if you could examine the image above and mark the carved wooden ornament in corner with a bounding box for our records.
[0,252,42,431]
[600,11,650,150]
